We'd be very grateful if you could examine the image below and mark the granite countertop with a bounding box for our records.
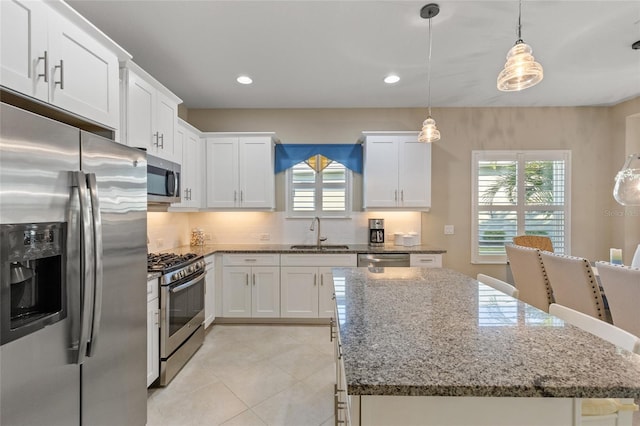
[157,243,446,257]
[332,267,640,399]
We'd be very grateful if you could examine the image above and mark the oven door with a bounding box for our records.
[160,270,205,358]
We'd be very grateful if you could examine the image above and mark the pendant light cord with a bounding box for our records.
[427,16,433,117]
[516,0,523,43]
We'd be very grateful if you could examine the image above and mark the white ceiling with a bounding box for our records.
[67,0,640,109]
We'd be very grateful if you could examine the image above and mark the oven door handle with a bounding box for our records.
[170,273,204,294]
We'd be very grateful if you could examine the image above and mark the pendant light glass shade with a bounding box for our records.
[419,116,440,142]
[497,41,544,91]
[613,153,640,206]
[497,0,544,92]
[419,4,441,143]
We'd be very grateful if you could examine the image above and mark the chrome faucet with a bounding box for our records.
[310,216,327,248]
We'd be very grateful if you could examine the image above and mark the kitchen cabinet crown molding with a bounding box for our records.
[177,117,203,136]
[202,131,280,143]
[122,61,182,105]
[49,1,131,63]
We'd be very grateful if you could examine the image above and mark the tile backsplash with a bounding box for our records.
[147,211,421,251]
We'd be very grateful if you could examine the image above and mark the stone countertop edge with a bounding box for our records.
[159,244,446,257]
[333,267,640,399]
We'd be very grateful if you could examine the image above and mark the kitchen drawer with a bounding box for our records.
[222,253,280,266]
[281,253,357,267]
[410,254,442,268]
[147,278,159,301]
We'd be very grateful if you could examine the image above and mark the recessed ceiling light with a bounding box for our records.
[384,74,400,84]
[237,75,253,85]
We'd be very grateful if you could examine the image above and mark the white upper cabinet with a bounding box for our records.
[122,62,181,161]
[205,133,276,210]
[1,0,127,129]
[171,119,202,209]
[362,131,431,210]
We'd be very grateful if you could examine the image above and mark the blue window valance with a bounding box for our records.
[274,144,363,174]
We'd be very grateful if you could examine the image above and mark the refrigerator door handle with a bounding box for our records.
[86,173,103,357]
[72,171,95,365]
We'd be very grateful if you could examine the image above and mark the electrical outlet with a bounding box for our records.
[444,225,454,235]
[259,233,271,241]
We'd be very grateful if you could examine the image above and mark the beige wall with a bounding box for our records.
[610,97,640,264]
[186,100,640,279]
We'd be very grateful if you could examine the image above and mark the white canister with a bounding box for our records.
[403,232,419,246]
[394,232,404,245]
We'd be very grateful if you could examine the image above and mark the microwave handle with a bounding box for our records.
[166,170,179,197]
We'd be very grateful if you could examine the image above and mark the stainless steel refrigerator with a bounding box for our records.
[0,102,147,425]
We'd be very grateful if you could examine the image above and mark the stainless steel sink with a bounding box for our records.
[290,244,350,250]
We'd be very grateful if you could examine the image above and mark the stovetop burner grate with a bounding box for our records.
[147,252,199,272]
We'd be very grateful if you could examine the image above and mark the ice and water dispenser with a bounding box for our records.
[0,223,66,345]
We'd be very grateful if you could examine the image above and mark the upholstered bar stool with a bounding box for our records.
[595,261,640,337]
[540,252,607,321]
[505,244,554,312]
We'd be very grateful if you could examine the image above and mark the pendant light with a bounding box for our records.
[497,0,544,92]
[613,153,640,206]
[418,3,440,143]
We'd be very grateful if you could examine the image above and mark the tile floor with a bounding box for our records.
[147,325,336,426]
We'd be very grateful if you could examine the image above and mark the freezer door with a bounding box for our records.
[79,133,147,426]
[0,103,79,223]
[0,103,81,425]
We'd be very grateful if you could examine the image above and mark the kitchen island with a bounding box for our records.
[332,267,640,426]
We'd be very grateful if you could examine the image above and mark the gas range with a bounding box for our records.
[147,252,206,285]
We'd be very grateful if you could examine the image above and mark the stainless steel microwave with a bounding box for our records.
[147,154,180,204]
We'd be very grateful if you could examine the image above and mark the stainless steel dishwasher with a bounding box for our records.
[357,253,410,267]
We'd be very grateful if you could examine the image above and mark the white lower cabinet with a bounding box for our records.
[280,254,356,318]
[146,278,159,387]
[204,255,215,328]
[410,253,442,268]
[222,254,280,318]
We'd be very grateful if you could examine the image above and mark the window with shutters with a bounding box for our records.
[471,150,571,264]
[286,154,352,217]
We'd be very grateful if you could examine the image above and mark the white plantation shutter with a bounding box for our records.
[471,151,571,263]
[289,157,351,217]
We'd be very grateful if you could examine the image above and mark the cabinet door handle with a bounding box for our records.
[153,132,160,147]
[394,190,398,201]
[240,190,243,202]
[188,188,192,200]
[234,190,237,202]
[320,274,324,286]
[54,59,64,89]
[253,273,256,286]
[401,189,404,202]
[314,273,317,286]
[158,133,164,149]
[245,273,249,286]
[37,51,48,82]
[154,309,160,328]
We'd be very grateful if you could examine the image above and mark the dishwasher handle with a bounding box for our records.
[357,253,410,267]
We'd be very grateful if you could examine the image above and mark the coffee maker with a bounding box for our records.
[368,219,385,247]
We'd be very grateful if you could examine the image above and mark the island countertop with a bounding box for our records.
[332,267,640,399]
